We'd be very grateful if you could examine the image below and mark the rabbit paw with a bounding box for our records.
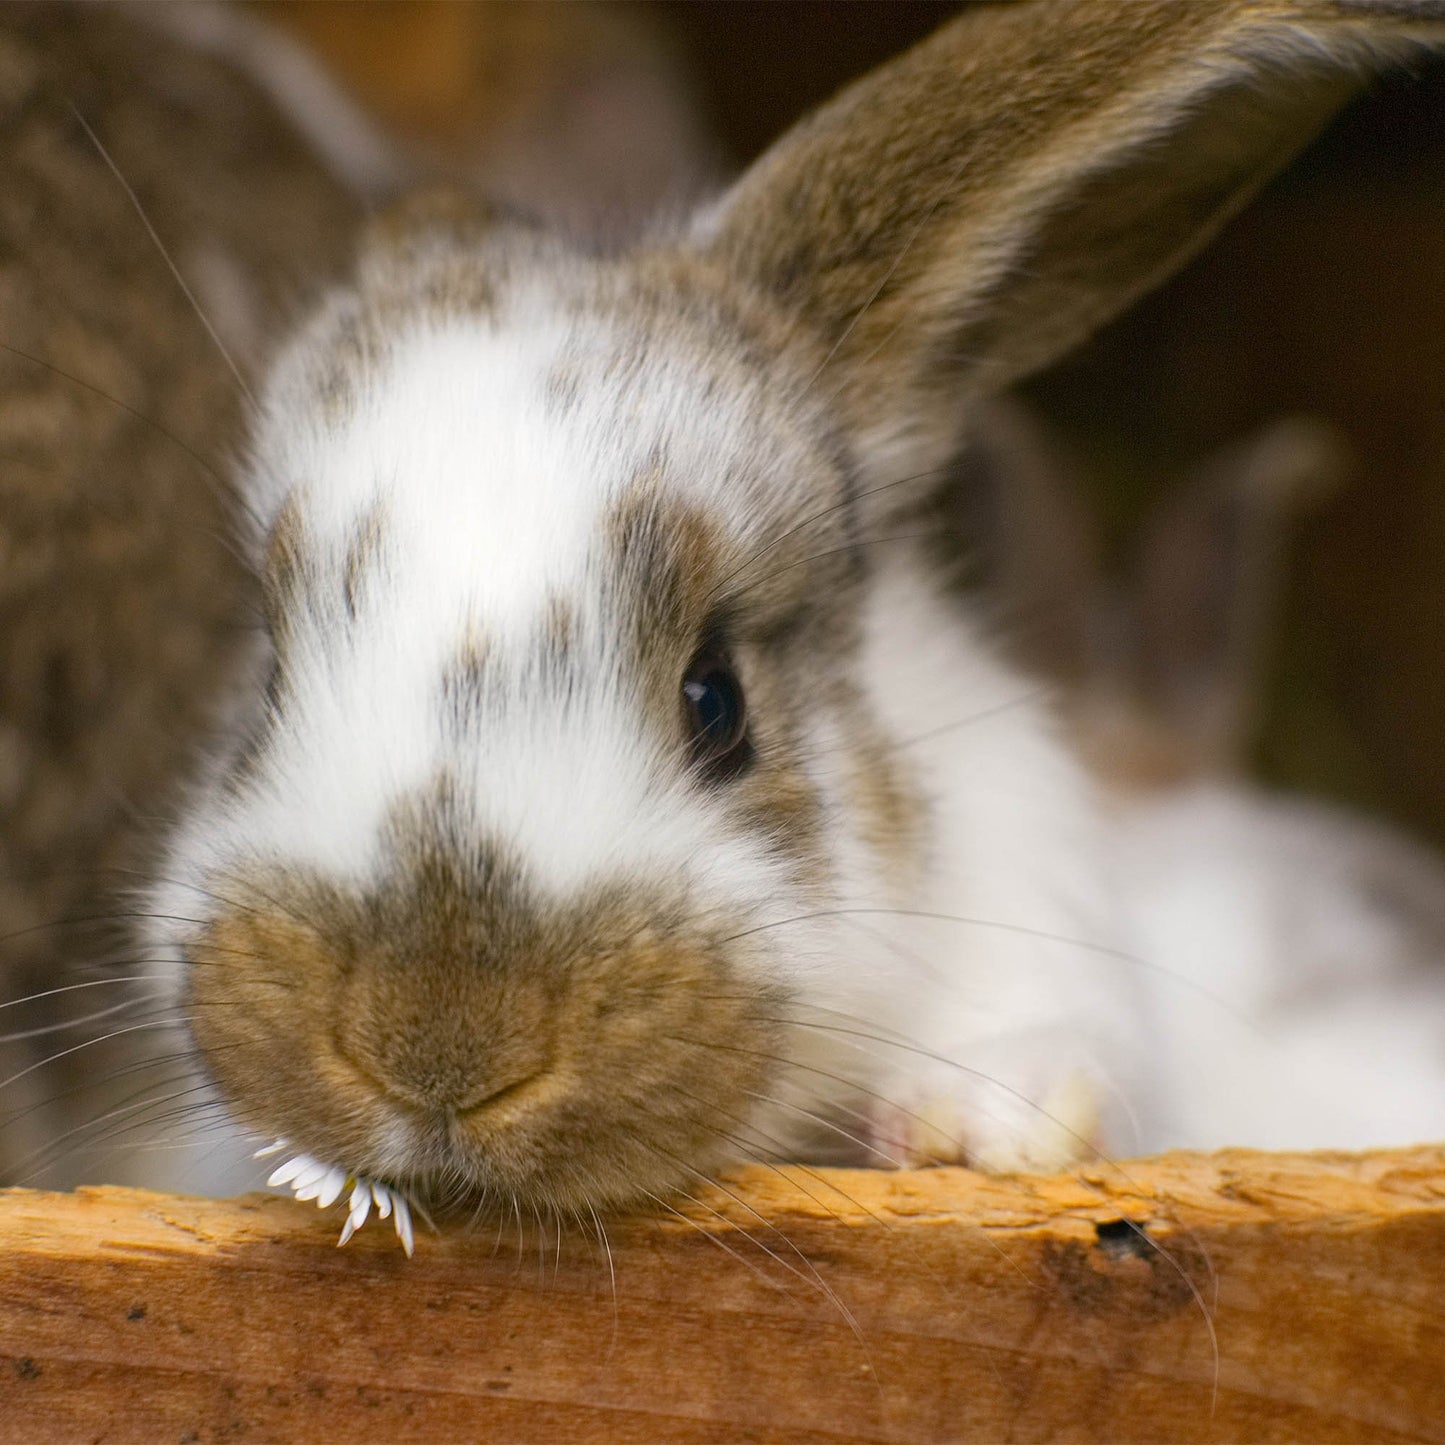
[870,1044,1108,1173]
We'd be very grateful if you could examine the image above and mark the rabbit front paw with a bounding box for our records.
[870,1040,1110,1173]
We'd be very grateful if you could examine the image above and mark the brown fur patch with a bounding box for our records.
[341,502,388,621]
[261,498,308,663]
[542,356,582,417]
[188,832,785,1213]
[542,595,578,663]
[604,481,725,735]
[355,191,504,331]
[844,720,928,888]
[439,628,490,733]
[734,756,827,883]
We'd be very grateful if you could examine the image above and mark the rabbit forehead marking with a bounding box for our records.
[263,300,842,605]
[214,271,875,908]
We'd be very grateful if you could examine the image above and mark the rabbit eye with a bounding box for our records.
[682,650,752,782]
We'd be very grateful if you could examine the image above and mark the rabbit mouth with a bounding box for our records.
[184,870,789,1226]
[256,1140,418,1254]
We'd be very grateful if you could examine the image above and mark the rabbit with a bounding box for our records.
[6,1,1443,1249]
[956,394,1445,1152]
[121,0,1445,1250]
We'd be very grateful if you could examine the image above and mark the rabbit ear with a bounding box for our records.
[1134,417,1352,770]
[695,0,1441,485]
[952,396,1101,684]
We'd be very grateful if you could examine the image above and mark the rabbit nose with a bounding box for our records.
[371,1049,552,1118]
[405,1068,553,1120]
[338,964,557,1118]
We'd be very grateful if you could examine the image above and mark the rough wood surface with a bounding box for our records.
[1,1147,1442,1443]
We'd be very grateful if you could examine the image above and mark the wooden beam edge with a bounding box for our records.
[1,1146,1442,1444]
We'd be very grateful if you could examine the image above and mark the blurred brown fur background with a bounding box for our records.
[264,0,1445,845]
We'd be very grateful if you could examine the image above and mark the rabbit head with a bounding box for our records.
[150,1,1443,1222]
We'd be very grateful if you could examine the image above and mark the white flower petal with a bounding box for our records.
[266,1154,314,1188]
[393,1195,415,1257]
[291,1158,332,1192]
[266,1153,415,1257]
[314,1167,348,1209]
[348,1180,372,1229]
[253,1139,289,1160]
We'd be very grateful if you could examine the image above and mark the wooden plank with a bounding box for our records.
[0,1147,1442,1443]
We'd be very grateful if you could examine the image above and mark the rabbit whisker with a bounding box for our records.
[0,339,258,533]
[69,103,256,411]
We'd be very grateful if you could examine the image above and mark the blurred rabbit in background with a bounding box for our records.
[959,396,1445,1151]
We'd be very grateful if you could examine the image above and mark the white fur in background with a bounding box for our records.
[1121,783,1445,1152]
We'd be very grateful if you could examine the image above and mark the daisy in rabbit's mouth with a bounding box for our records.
[255,1140,416,1255]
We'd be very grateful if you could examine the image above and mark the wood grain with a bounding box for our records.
[1,1148,1442,1442]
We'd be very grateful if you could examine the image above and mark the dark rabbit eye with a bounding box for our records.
[682,650,752,781]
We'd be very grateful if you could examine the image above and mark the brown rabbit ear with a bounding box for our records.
[953,395,1101,683]
[696,0,1441,489]
[1135,416,1353,770]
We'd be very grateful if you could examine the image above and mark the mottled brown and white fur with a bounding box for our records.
[140,0,1444,1220]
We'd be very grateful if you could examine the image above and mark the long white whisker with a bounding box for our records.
[0,990,169,1045]
[0,1020,184,1101]
[719,905,1257,1028]
[585,1200,619,1355]
[0,975,167,1015]
[69,104,257,410]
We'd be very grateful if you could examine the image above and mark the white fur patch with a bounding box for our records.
[216,305,802,910]
[1119,783,1445,1151]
